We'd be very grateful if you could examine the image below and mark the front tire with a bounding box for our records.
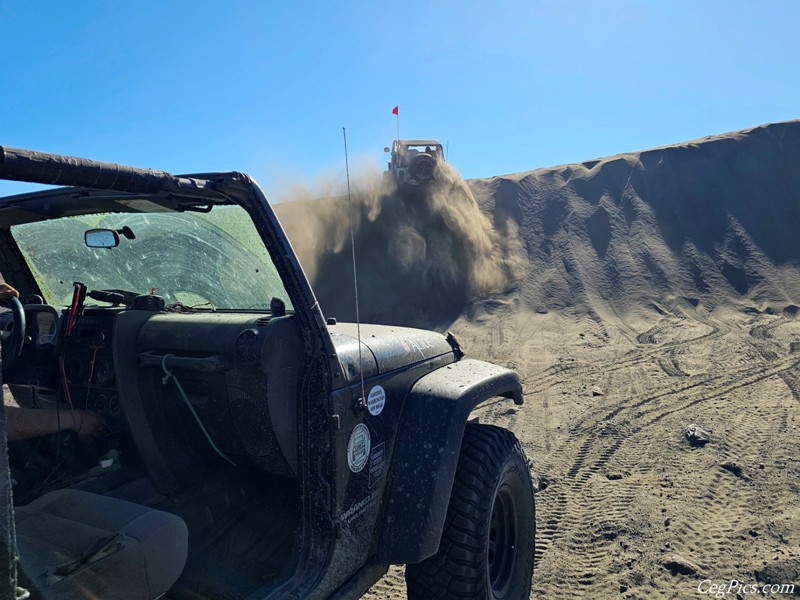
[405,424,535,599]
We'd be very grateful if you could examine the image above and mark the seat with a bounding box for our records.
[15,488,187,599]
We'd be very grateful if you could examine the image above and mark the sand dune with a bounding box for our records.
[279,121,800,598]
[467,120,800,326]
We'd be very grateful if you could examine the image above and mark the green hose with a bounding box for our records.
[160,353,237,467]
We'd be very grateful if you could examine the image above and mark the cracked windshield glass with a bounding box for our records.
[10,205,293,311]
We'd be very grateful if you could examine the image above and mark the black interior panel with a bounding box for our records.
[115,311,304,486]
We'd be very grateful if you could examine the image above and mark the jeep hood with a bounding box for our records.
[328,323,454,384]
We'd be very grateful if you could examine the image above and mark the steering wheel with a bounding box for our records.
[2,296,26,380]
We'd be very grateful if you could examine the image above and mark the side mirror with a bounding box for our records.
[383,147,390,153]
[85,229,120,248]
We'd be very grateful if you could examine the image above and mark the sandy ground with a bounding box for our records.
[365,305,800,598]
[277,121,800,598]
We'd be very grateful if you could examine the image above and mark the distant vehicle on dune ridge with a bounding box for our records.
[385,139,445,187]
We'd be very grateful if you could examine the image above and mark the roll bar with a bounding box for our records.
[0,145,191,194]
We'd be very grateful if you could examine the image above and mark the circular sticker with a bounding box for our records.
[347,423,371,473]
[367,385,386,416]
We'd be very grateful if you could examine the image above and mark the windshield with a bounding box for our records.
[400,144,441,154]
[10,205,293,311]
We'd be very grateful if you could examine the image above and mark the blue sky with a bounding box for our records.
[1,1,798,199]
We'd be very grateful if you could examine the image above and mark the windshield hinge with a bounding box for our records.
[445,331,464,360]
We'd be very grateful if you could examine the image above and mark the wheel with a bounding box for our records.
[405,424,535,599]
[409,154,436,182]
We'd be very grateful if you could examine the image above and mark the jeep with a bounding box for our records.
[384,140,444,187]
[0,146,535,599]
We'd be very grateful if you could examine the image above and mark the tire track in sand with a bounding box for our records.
[524,319,721,395]
[530,328,799,598]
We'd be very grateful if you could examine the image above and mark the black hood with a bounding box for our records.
[328,323,454,384]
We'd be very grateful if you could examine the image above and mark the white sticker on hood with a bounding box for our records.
[367,385,386,416]
[347,423,371,473]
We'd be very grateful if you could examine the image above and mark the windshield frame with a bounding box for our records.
[0,172,341,369]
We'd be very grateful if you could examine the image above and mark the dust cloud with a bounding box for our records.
[275,161,527,328]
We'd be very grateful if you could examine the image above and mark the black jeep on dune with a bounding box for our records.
[0,146,535,599]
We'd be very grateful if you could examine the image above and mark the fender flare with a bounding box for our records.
[375,358,523,564]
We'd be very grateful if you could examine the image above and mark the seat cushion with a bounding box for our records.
[16,488,187,599]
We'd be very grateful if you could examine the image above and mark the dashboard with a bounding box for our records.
[2,294,305,495]
[1,303,124,422]
[62,309,122,418]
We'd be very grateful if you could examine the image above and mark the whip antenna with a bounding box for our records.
[342,127,366,406]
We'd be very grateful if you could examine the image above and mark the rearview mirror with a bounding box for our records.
[383,147,390,153]
[85,229,120,248]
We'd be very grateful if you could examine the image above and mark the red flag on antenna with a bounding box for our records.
[392,105,398,115]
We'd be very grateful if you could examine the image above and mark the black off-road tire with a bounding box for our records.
[409,154,436,182]
[405,424,535,599]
